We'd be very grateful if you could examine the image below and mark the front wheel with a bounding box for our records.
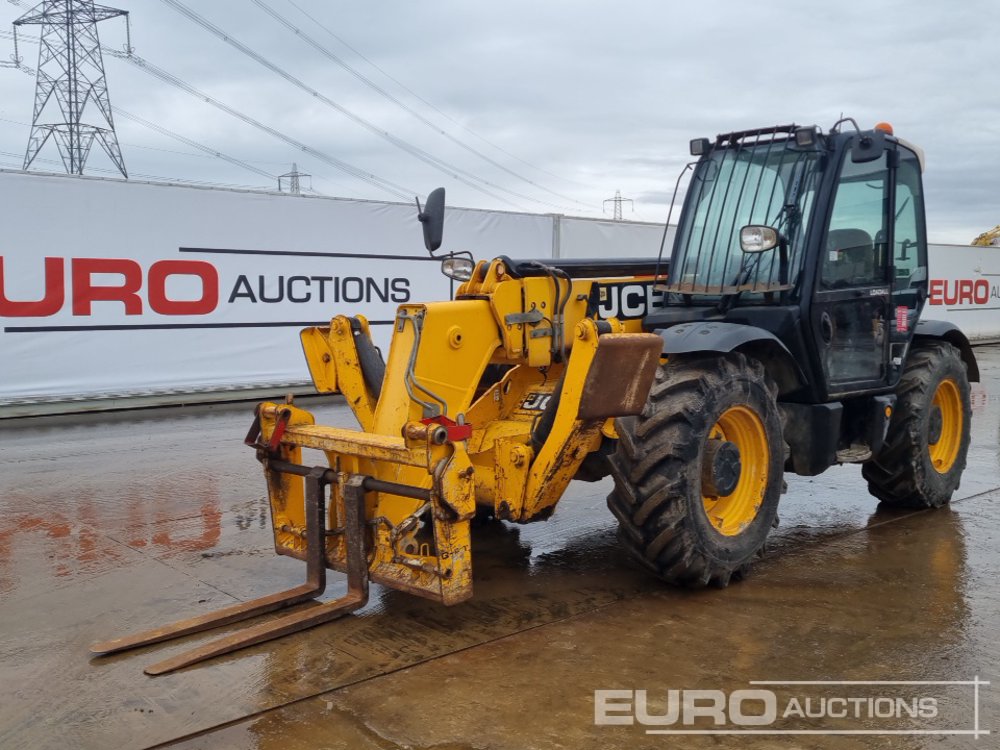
[607,353,784,588]
[863,341,972,508]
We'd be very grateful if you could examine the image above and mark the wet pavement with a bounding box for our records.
[1,347,998,750]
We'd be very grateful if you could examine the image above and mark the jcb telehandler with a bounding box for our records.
[94,119,977,674]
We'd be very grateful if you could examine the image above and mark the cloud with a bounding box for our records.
[0,0,995,241]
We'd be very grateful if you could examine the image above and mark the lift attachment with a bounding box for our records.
[90,263,664,675]
[89,462,427,675]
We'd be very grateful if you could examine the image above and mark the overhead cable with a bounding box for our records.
[252,0,588,207]
[0,20,414,200]
[107,50,417,201]
[159,0,575,211]
[281,0,591,192]
[112,108,281,184]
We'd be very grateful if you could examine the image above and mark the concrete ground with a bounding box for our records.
[1,347,998,750]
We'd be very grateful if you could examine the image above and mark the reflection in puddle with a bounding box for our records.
[0,481,223,595]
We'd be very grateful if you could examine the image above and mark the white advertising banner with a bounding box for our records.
[926,243,1000,343]
[1,171,998,412]
[0,171,552,406]
[557,216,671,260]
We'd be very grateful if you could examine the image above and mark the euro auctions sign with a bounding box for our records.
[0,246,442,406]
[0,256,223,317]
[928,278,997,307]
[0,254,414,319]
[923,245,1000,343]
[0,171,552,407]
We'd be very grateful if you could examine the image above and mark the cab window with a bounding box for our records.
[821,152,890,290]
[892,148,927,288]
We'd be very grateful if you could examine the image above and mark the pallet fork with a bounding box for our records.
[91,457,427,675]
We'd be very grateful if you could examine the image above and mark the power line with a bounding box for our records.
[158,0,574,211]
[2,112,233,165]
[123,141,257,162]
[160,0,528,209]
[0,12,414,201]
[2,110,352,195]
[250,0,587,207]
[0,148,274,190]
[280,0,591,192]
[109,51,417,201]
[5,108,280,183]
[2,59,294,189]
[111,108,280,185]
[2,3,588,212]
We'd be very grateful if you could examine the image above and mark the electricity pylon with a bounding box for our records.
[603,190,633,221]
[14,1,131,177]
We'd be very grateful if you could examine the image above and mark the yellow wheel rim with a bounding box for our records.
[702,405,769,537]
[929,378,963,474]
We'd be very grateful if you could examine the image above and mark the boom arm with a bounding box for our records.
[972,224,1000,247]
[288,257,662,606]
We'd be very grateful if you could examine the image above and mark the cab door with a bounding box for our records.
[884,146,929,385]
[811,150,892,396]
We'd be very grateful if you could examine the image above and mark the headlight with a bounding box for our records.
[442,257,474,281]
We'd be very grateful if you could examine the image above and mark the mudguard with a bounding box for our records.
[914,319,980,382]
[655,322,807,395]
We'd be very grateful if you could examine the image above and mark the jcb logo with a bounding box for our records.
[521,392,552,411]
[596,281,665,320]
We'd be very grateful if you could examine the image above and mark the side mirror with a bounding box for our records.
[417,187,445,254]
[851,130,886,163]
[441,256,474,281]
[740,225,781,253]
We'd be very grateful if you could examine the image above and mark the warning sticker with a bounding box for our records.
[895,306,909,332]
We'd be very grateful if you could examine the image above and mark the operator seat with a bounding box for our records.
[823,228,874,287]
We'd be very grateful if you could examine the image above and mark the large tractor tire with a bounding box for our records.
[863,341,971,508]
[607,352,784,588]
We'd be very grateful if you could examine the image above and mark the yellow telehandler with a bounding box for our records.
[94,119,977,674]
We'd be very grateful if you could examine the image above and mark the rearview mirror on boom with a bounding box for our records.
[416,187,445,254]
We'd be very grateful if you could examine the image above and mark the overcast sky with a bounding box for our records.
[0,0,996,243]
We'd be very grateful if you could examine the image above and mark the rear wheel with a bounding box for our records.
[607,353,783,587]
[863,341,971,508]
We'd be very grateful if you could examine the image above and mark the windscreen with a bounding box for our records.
[667,136,823,297]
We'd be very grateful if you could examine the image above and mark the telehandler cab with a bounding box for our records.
[94,119,976,674]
